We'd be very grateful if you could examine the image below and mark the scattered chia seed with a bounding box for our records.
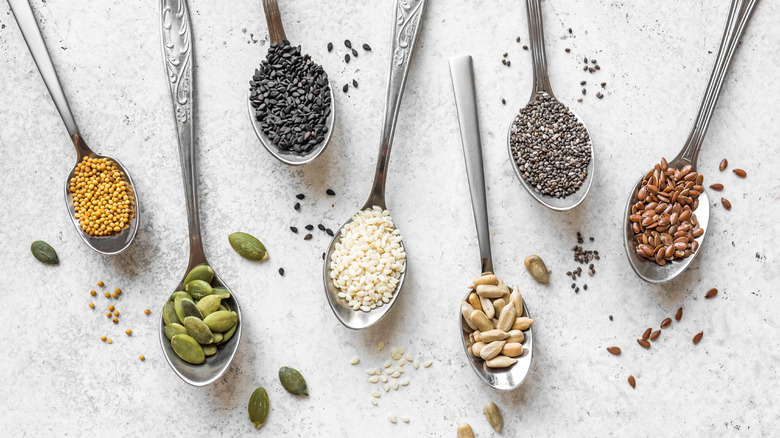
[507,60,511,67]
[304,233,312,240]
[509,94,592,198]
[279,267,285,276]
[580,81,586,86]
[249,40,331,155]
[582,88,586,95]
[362,43,372,51]
[503,52,508,57]
[596,91,603,99]
[609,315,613,321]
[583,66,588,71]
[591,59,597,64]
[565,48,571,53]
[568,28,573,34]
[502,59,507,65]
[577,98,583,102]
[326,188,336,196]
[584,57,588,63]
[296,193,305,200]
[290,226,298,233]
[516,36,521,42]
[601,82,606,88]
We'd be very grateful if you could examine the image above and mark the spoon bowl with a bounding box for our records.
[247,87,335,166]
[507,93,594,211]
[159,266,241,387]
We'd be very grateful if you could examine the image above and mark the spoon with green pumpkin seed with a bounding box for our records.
[157,0,241,386]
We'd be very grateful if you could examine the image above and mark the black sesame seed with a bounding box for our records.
[296,193,305,200]
[279,268,285,276]
[290,226,298,233]
[294,202,300,211]
[304,233,312,240]
[326,188,336,196]
[305,224,314,230]
[345,54,350,63]
[580,81,586,86]
[609,315,613,321]
[362,43,372,51]
[344,39,352,49]
[583,284,588,290]
[343,83,349,93]
[318,224,326,231]
[322,252,326,260]
[502,98,506,105]
[351,48,358,57]
[326,228,334,236]
[353,79,358,88]
[522,45,528,50]
[327,42,333,52]
[568,28,572,34]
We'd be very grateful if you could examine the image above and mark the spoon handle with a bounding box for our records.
[7,0,82,142]
[261,0,287,43]
[679,0,758,166]
[525,0,553,97]
[366,0,428,208]
[449,56,493,274]
[160,0,206,264]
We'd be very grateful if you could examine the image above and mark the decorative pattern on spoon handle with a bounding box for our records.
[161,0,192,125]
[393,0,425,67]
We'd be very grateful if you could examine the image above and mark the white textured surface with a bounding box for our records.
[1,0,779,436]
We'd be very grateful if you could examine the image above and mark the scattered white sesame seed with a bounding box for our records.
[371,390,381,398]
[369,376,379,383]
[391,379,399,390]
[377,342,385,351]
[423,360,433,368]
[371,399,378,406]
[398,357,406,366]
[350,356,360,365]
[388,414,397,424]
[380,375,388,383]
[413,360,419,369]
[367,369,376,376]
[384,360,392,368]
[401,416,410,423]
[384,383,390,392]
[404,354,413,362]
[400,378,410,386]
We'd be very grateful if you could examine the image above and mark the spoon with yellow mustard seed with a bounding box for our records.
[623,0,757,284]
[158,0,241,386]
[450,55,533,390]
[8,0,139,255]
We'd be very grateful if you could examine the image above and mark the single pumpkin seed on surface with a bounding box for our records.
[483,402,503,433]
[203,311,238,332]
[279,366,308,396]
[524,254,550,284]
[183,264,213,286]
[229,232,268,261]
[163,323,187,340]
[183,316,214,345]
[171,334,205,364]
[248,387,270,429]
[31,240,59,265]
[185,279,213,301]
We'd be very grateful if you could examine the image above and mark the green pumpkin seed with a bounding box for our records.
[163,301,180,325]
[219,301,232,312]
[183,316,213,344]
[212,288,231,299]
[248,387,269,429]
[202,344,217,356]
[279,366,308,396]
[229,232,268,261]
[184,264,214,287]
[164,323,187,340]
[171,291,192,301]
[185,279,213,301]
[31,240,58,265]
[203,310,237,332]
[218,323,237,344]
[196,295,222,317]
[179,298,203,320]
[212,332,223,343]
[171,334,205,364]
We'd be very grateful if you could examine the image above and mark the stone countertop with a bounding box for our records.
[1,0,778,436]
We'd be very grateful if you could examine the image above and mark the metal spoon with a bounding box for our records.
[158,0,241,386]
[506,0,595,211]
[8,0,139,255]
[450,55,533,390]
[322,0,427,330]
[624,0,758,284]
[246,0,335,166]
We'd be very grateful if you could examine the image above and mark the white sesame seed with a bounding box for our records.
[350,356,360,365]
[371,390,381,398]
[400,378,410,386]
[388,414,397,424]
[401,416,410,423]
[384,384,390,392]
[384,360,392,368]
[391,379,399,390]
[377,342,385,351]
[423,360,433,368]
[404,354,413,362]
[413,360,419,369]
[367,369,376,376]
[380,375,388,383]
[371,399,378,406]
[369,376,379,383]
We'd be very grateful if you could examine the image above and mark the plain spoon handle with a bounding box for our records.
[160,0,206,265]
[261,0,286,43]
[8,0,81,140]
[679,0,758,166]
[449,56,493,274]
[525,0,553,96]
[366,0,428,208]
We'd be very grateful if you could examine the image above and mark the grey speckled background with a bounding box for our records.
[1,0,779,436]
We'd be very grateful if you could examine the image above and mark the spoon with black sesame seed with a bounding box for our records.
[323,0,427,330]
[247,0,335,165]
[623,0,757,284]
[507,0,594,211]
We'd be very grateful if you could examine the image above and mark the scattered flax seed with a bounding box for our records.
[733,169,746,178]
[637,339,651,349]
[719,159,728,171]
[607,346,621,355]
[660,318,672,328]
[693,331,703,344]
[642,328,651,341]
[649,330,661,341]
[721,198,732,210]
[705,288,718,298]
[628,375,636,388]
[675,307,683,321]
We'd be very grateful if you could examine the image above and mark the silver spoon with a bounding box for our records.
[323,0,427,330]
[624,0,758,284]
[506,0,594,211]
[158,0,241,386]
[8,0,139,255]
[450,55,533,390]
[246,0,336,166]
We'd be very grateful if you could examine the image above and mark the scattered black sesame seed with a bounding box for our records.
[362,43,372,51]
[343,83,349,93]
[584,57,588,63]
[516,36,521,42]
[344,39,352,49]
[279,268,285,276]
[351,48,358,57]
[580,80,586,86]
[296,193,305,200]
[345,54,350,63]
[326,188,336,196]
[290,226,298,233]
[304,233,312,240]
[327,42,333,52]
[568,28,572,34]
[322,252,326,260]
[294,202,300,211]
[502,98,506,105]
[326,228,334,236]
[353,79,358,88]
[522,45,528,50]
[609,315,613,321]
[317,224,326,231]
[305,224,314,230]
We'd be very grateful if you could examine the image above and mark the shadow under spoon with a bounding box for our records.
[8,0,139,255]
[450,55,533,390]
[158,0,241,386]
[322,0,427,330]
[623,0,758,284]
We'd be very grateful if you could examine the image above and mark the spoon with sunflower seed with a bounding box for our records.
[450,55,534,390]
[8,0,139,255]
[623,0,757,284]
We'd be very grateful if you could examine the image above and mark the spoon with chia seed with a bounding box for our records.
[507,0,594,211]
[322,0,427,330]
[247,0,335,165]
[450,55,533,390]
[8,0,139,255]
[624,0,757,284]
[158,0,241,385]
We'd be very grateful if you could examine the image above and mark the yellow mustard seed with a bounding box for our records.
[125,329,132,336]
[108,305,115,311]
[107,338,113,344]
[70,157,134,237]
[113,310,120,317]
[115,288,121,294]
[104,292,111,298]
[112,317,118,324]
[111,292,118,299]
[88,302,95,309]
[90,290,97,296]
[106,312,112,318]
[100,335,107,342]
[97,281,104,287]
[144,309,150,315]
[139,355,145,361]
